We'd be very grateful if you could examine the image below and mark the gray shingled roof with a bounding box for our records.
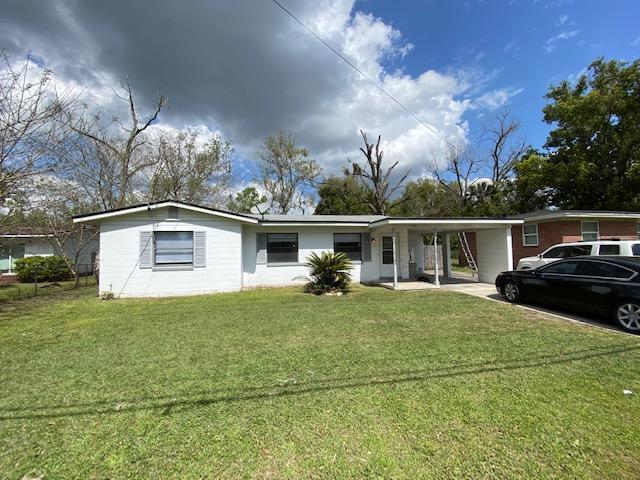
[248,214,386,223]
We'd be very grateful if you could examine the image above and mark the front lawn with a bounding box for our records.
[1,286,639,478]
[0,276,97,302]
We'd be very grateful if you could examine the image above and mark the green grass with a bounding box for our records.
[0,276,97,302]
[1,286,639,479]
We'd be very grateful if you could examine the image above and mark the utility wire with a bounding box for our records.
[270,0,462,154]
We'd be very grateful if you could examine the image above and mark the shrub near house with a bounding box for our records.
[13,256,72,282]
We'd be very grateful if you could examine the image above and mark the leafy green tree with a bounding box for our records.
[227,187,266,214]
[509,150,554,213]
[314,176,372,215]
[541,58,640,210]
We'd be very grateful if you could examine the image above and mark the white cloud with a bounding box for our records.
[473,87,524,110]
[544,29,580,52]
[631,37,640,47]
[0,0,518,182]
[556,14,569,26]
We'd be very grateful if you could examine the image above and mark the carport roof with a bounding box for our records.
[368,217,523,232]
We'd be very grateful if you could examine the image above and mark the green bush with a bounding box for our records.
[14,256,72,282]
[304,251,352,295]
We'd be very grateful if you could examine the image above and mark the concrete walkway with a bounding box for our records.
[444,280,635,337]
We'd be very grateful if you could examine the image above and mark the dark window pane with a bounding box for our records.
[568,245,592,257]
[543,246,569,258]
[632,244,640,256]
[541,261,579,275]
[155,231,193,265]
[267,233,298,263]
[334,233,361,261]
[578,261,632,279]
[598,244,620,255]
[382,236,394,264]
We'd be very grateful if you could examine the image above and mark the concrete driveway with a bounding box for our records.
[442,281,635,336]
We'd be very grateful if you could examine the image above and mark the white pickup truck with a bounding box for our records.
[516,240,640,270]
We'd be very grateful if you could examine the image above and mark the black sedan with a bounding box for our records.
[495,256,640,334]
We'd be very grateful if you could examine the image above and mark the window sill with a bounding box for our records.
[152,265,194,271]
[266,262,305,267]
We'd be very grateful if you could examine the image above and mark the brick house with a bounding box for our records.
[461,210,640,268]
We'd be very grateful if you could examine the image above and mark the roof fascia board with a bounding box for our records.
[73,201,258,224]
[259,222,370,227]
[370,218,524,227]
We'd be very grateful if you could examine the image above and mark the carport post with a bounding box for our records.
[433,230,440,287]
[392,231,398,290]
[443,233,452,278]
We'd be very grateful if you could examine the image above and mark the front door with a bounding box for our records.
[380,236,395,278]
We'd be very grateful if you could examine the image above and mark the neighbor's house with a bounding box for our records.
[462,210,640,267]
[0,227,99,281]
[73,200,524,298]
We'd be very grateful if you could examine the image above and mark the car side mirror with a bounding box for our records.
[537,254,542,258]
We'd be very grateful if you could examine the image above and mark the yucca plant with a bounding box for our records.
[304,251,353,295]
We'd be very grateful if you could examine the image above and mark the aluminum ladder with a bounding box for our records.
[458,232,478,278]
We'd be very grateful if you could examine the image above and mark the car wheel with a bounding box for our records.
[502,281,521,303]
[614,302,640,334]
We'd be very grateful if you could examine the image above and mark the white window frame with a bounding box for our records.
[581,220,599,241]
[522,223,539,247]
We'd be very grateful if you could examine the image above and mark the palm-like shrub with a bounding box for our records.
[305,251,353,295]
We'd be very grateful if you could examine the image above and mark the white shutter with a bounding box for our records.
[194,231,206,267]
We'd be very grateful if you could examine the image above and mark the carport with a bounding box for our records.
[368,217,524,289]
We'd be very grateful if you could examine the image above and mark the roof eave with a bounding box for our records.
[73,200,259,224]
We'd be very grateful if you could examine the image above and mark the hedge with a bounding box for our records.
[13,256,72,282]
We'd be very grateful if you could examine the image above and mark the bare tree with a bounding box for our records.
[64,78,167,209]
[29,178,99,287]
[258,130,321,214]
[0,52,76,224]
[430,144,479,213]
[483,110,529,184]
[348,130,410,215]
[146,129,233,205]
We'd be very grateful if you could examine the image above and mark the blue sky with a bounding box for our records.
[359,0,640,149]
[2,0,639,187]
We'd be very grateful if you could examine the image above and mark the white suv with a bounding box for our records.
[516,240,640,270]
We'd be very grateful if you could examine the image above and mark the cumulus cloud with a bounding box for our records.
[0,0,517,181]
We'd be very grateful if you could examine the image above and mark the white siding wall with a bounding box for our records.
[242,226,379,288]
[23,237,98,273]
[476,227,514,283]
[24,238,55,257]
[99,208,242,297]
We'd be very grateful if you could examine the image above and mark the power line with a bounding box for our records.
[269,0,462,154]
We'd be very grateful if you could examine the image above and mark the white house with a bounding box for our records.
[0,227,99,276]
[73,200,524,298]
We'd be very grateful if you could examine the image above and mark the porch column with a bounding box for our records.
[415,233,425,275]
[443,233,452,278]
[398,228,410,279]
[433,230,440,287]
[392,230,398,290]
